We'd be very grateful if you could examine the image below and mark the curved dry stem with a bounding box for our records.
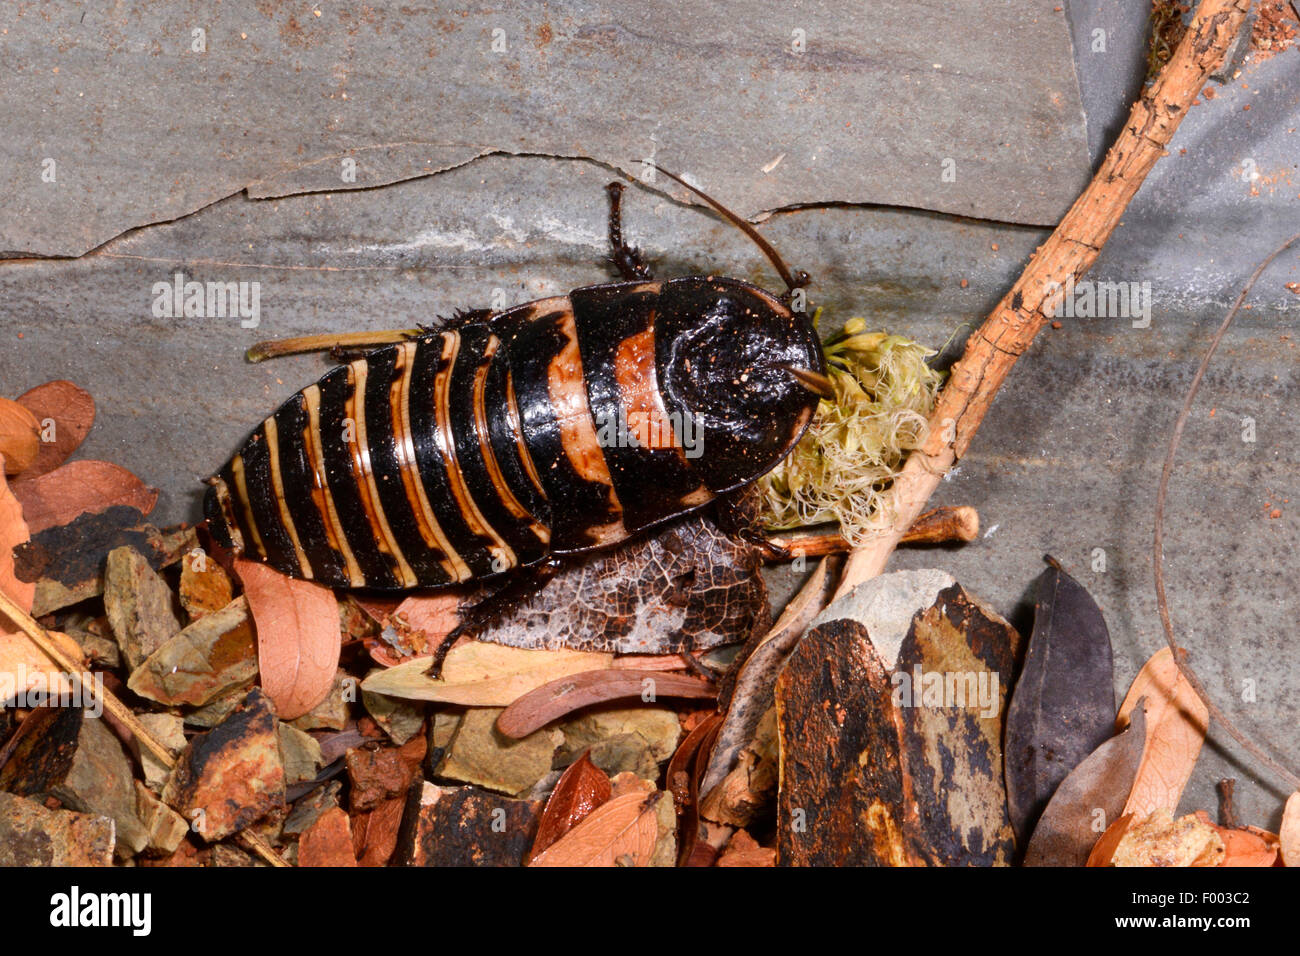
[1153,230,1300,793]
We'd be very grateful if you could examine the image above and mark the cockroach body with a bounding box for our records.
[205,175,831,592]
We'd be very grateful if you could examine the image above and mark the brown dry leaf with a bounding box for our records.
[1086,813,1136,866]
[716,830,776,867]
[11,460,158,535]
[387,592,462,658]
[0,400,41,476]
[12,380,95,480]
[0,464,80,692]
[1281,792,1300,866]
[1192,811,1278,867]
[529,751,613,862]
[179,550,233,621]
[297,806,358,867]
[1110,809,1225,867]
[528,791,662,867]
[497,669,716,739]
[1117,647,1208,819]
[234,558,341,720]
[361,642,612,706]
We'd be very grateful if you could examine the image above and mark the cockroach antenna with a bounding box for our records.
[642,163,811,296]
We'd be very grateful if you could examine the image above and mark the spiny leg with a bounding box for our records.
[606,182,653,281]
[423,558,564,678]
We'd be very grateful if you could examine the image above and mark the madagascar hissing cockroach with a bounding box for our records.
[204,170,832,597]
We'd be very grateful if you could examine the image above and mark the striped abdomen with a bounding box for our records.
[205,276,822,589]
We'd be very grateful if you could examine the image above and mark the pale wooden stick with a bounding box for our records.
[834,0,1253,600]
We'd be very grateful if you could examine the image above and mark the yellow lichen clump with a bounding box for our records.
[758,313,943,544]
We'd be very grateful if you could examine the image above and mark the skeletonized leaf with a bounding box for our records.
[235,558,341,720]
[13,380,96,480]
[1281,792,1300,867]
[1117,647,1209,819]
[476,516,768,654]
[1024,704,1147,866]
[360,642,612,706]
[529,752,612,862]
[528,791,663,867]
[11,460,158,535]
[497,670,715,739]
[1005,560,1115,843]
[0,466,80,692]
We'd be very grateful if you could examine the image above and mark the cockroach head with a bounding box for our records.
[655,277,826,494]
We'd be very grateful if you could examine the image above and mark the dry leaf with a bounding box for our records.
[1024,704,1147,867]
[476,516,768,654]
[1109,808,1224,867]
[361,642,612,706]
[235,558,341,720]
[497,670,716,739]
[297,806,358,867]
[1192,811,1278,867]
[387,592,462,658]
[1086,813,1136,866]
[0,400,41,476]
[12,380,95,480]
[716,830,776,867]
[179,550,233,621]
[529,751,612,861]
[0,465,80,693]
[528,791,663,867]
[1004,560,1115,844]
[11,460,158,535]
[1281,792,1300,867]
[1117,647,1209,819]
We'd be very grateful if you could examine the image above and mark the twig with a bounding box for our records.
[760,506,979,560]
[1153,230,1300,793]
[833,0,1254,600]
[0,587,290,866]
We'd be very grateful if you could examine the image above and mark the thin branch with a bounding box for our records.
[833,0,1254,599]
[1153,230,1300,793]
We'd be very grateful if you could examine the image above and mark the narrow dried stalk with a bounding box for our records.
[761,505,978,560]
[0,587,289,866]
[834,0,1254,600]
[1152,231,1300,792]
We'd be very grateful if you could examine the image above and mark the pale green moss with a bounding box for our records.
[758,312,943,544]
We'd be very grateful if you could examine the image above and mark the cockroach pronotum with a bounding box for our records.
[204,170,832,610]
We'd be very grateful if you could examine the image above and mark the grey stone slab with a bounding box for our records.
[1063,0,1153,166]
[1,6,1298,838]
[0,0,1090,257]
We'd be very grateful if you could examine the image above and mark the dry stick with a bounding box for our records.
[0,587,290,866]
[834,0,1254,601]
[1153,231,1300,793]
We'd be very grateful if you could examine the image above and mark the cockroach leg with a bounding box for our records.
[678,651,722,682]
[605,181,653,281]
[424,558,566,677]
